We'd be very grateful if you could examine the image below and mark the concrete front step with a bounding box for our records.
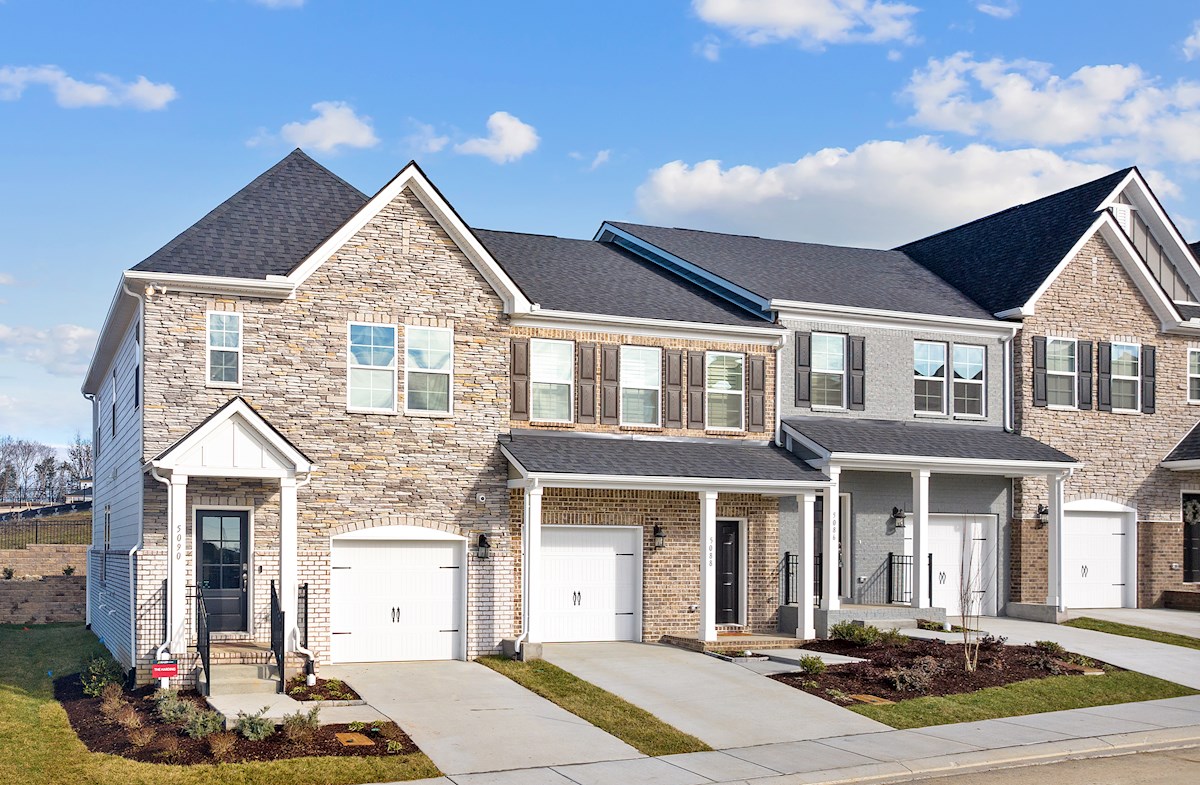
[204,662,283,697]
[660,633,800,653]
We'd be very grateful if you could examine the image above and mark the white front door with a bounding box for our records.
[542,525,641,642]
[1062,511,1131,609]
[928,514,999,617]
[330,539,464,663]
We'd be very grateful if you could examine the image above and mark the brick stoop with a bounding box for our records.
[660,633,799,653]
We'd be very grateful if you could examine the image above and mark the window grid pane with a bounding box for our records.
[707,391,742,429]
[348,325,396,409]
[811,372,844,408]
[914,342,946,413]
[531,382,571,421]
[407,371,450,412]
[811,334,845,373]
[209,350,238,383]
[1046,339,1076,373]
[706,353,744,392]
[621,388,659,425]
[407,327,451,371]
[530,340,573,384]
[1111,378,1138,411]
[620,346,661,390]
[1111,344,1139,377]
[953,381,983,415]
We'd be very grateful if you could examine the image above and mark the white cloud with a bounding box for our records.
[975,1,1018,19]
[589,150,611,171]
[0,65,176,110]
[0,274,13,285]
[693,0,919,50]
[694,34,722,61]
[404,120,449,154]
[278,101,379,153]
[0,323,98,377]
[635,137,1129,248]
[903,52,1200,163]
[887,48,903,62]
[454,111,540,164]
[1184,22,1200,61]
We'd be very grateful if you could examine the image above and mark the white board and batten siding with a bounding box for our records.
[542,526,642,643]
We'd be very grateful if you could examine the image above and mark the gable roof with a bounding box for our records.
[1164,421,1200,465]
[898,169,1133,315]
[132,149,368,279]
[474,230,771,328]
[604,221,993,320]
[151,396,313,476]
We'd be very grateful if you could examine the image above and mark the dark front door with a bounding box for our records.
[197,510,248,632]
[715,520,740,624]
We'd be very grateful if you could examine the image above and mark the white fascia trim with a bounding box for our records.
[82,278,139,396]
[1161,459,1200,472]
[507,473,828,495]
[780,423,832,460]
[510,309,784,346]
[150,397,313,475]
[772,301,1016,338]
[994,307,1029,320]
[287,163,532,314]
[1100,170,1200,290]
[1095,219,1185,327]
[124,269,295,298]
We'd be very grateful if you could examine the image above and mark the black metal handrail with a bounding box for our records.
[270,580,285,694]
[297,582,309,649]
[927,552,934,608]
[778,552,798,605]
[887,552,914,604]
[194,587,212,696]
[813,552,823,607]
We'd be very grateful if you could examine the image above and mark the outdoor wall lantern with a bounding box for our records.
[476,533,491,559]
[1036,504,1050,529]
[891,507,907,527]
[653,525,666,550]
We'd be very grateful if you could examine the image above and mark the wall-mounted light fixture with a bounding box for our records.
[1036,504,1050,529]
[891,507,907,527]
[476,533,491,559]
[653,524,666,550]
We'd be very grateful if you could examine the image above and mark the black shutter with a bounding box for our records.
[1032,336,1047,407]
[600,344,619,425]
[848,335,865,411]
[1141,344,1156,414]
[664,350,683,429]
[795,331,811,407]
[687,351,705,429]
[511,338,529,420]
[577,343,597,424]
[747,355,766,432]
[1076,340,1092,410]
[1097,341,1112,412]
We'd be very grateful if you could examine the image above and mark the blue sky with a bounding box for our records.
[2,0,1200,444]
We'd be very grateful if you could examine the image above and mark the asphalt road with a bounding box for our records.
[891,746,1200,785]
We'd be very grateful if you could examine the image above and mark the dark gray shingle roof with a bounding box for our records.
[785,416,1076,463]
[132,149,368,279]
[474,230,771,327]
[898,169,1132,315]
[1177,303,1200,321]
[502,431,827,482]
[607,222,992,320]
[1165,422,1200,463]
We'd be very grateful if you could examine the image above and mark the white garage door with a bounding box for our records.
[928,514,998,617]
[330,539,464,663]
[1063,511,1131,609]
[543,526,641,643]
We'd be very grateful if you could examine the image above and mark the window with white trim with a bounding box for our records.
[706,351,744,430]
[913,341,947,414]
[348,323,397,411]
[620,345,661,426]
[110,370,117,438]
[529,338,574,422]
[1046,338,1077,408]
[1111,342,1140,411]
[207,312,242,386]
[811,333,846,408]
[1189,349,1200,404]
[952,344,985,416]
[101,504,111,584]
[405,326,453,414]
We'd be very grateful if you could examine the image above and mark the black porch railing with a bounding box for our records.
[297,582,309,650]
[813,553,823,607]
[779,552,824,607]
[887,553,935,606]
[195,587,212,696]
[269,580,285,694]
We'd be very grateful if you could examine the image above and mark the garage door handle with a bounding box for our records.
[1081,565,1089,578]
[391,607,400,623]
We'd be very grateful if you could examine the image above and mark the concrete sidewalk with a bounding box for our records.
[1066,608,1200,638]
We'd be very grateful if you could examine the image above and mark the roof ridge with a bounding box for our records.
[611,220,898,254]
[289,147,369,200]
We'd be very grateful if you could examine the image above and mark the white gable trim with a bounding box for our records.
[1099,169,1200,295]
[286,163,532,314]
[150,398,312,477]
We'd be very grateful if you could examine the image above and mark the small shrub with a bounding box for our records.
[1065,652,1098,668]
[879,628,910,647]
[980,634,1008,648]
[386,739,405,754]
[155,693,193,725]
[347,721,365,732]
[1035,639,1066,656]
[235,707,276,741]
[797,655,827,676]
[281,707,320,745]
[1029,650,1064,674]
[824,688,853,704]
[324,678,344,690]
[101,682,125,703]
[158,734,181,764]
[128,726,155,748]
[2,567,12,580]
[80,654,126,698]
[829,621,881,646]
[100,694,127,721]
[62,565,76,576]
[183,708,224,739]
[116,705,144,730]
[207,731,237,760]
[890,655,942,693]
[288,686,305,697]
[916,618,945,631]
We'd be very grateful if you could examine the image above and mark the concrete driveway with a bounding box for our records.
[542,642,887,749]
[324,660,640,775]
[1067,607,1200,637]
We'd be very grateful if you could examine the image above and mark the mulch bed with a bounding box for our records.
[285,675,362,702]
[772,636,1109,704]
[54,678,419,765]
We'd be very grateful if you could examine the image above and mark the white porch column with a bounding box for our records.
[524,482,544,643]
[279,476,299,646]
[911,469,931,610]
[1046,472,1066,611]
[820,467,841,612]
[797,491,817,640]
[167,473,189,655]
[699,490,718,642]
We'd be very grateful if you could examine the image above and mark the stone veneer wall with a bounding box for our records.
[509,488,780,641]
[0,544,88,578]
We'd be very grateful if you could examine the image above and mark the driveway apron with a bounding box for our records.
[542,642,887,749]
[324,661,641,775]
[1067,608,1200,638]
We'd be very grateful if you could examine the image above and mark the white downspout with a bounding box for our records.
[83,392,96,630]
[1002,333,1014,432]
[774,331,786,446]
[149,467,173,688]
[513,488,531,656]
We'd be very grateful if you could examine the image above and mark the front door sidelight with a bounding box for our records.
[197,510,249,632]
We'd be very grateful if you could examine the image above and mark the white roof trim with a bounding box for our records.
[1100,169,1200,293]
[287,163,532,313]
[82,279,138,396]
[772,300,1015,337]
[124,269,296,298]
[509,308,783,345]
[1161,458,1200,472]
[150,397,312,476]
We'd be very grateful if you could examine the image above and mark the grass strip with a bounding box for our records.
[1062,617,1200,651]
[479,655,710,756]
[850,671,1197,729]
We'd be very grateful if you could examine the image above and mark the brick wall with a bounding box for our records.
[1164,590,1200,611]
[0,575,85,623]
[0,544,88,578]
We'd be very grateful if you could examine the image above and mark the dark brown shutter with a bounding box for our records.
[1141,344,1156,414]
[600,344,620,425]
[1076,340,1093,410]
[687,351,706,429]
[848,335,865,411]
[795,331,811,407]
[747,355,766,432]
[1097,341,1112,412]
[577,343,597,424]
[1032,336,1047,408]
[664,350,683,429]
[511,338,529,420]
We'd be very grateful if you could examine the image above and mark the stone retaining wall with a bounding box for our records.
[0,544,88,578]
[0,575,86,623]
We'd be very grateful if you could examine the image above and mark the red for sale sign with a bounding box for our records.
[151,661,178,678]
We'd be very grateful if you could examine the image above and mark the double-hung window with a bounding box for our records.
[952,344,985,416]
[811,333,846,408]
[913,341,947,414]
[530,339,574,422]
[706,351,744,430]
[348,323,397,411]
[1046,338,1077,407]
[405,326,453,414]
[620,345,661,426]
[1190,349,1200,404]
[207,312,242,386]
[1111,342,1140,412]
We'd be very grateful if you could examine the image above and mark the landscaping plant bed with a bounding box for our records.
[286,674,363,702]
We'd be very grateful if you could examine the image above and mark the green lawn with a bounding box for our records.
[479,656,710,756]
[851,671,1197,729]
[1062,617,1200,651]
[0,624,440,785]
